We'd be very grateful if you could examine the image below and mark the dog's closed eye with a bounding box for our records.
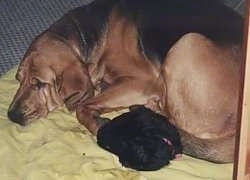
[31,77,47,90]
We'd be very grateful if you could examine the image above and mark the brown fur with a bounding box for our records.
[8,5,242,163]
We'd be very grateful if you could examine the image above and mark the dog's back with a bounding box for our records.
[49,0,243,64]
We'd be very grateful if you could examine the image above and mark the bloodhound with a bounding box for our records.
[8,0,243,163]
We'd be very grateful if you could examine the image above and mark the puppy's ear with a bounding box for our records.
[57,64,94,111]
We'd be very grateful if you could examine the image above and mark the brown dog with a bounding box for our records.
[8,0,243,163]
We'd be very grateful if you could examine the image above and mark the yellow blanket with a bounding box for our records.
[0,67,233,180]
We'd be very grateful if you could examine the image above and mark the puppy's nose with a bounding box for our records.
[7,109,25,125]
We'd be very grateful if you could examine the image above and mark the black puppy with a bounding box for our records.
[97,106,182,171]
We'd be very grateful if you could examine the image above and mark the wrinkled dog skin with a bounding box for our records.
[8,0,243,163]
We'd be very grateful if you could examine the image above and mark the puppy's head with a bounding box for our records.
[98,127,177,171]
[8,33,94,125]
[97,106,182,171]
[119,136,174,171]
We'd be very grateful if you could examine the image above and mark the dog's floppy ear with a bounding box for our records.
[56,63,94,111]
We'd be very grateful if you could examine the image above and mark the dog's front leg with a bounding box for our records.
[76,78,158,135]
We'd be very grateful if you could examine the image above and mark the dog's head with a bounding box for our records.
[8,33,94,125]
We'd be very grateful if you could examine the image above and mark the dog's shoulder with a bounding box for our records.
[48,0,117,62]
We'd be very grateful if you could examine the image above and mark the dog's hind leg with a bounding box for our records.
[161,33,242,162]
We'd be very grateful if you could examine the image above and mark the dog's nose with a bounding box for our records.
[7,109,25,125]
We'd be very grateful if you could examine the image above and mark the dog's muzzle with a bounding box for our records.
[7,109,25,126]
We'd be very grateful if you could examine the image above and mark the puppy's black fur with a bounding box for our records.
[97,106,182,171]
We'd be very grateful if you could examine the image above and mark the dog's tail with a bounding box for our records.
[179,129,235,163]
